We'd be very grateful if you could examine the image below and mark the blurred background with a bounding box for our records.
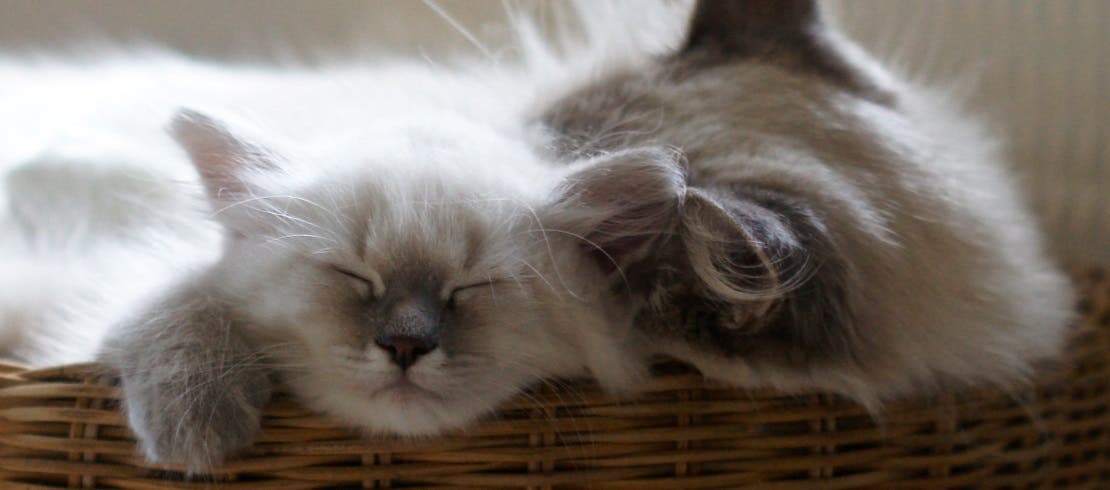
[0,0,1106,264]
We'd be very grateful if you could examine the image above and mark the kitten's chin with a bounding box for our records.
[363,378,445,408]
[286,372,504,437]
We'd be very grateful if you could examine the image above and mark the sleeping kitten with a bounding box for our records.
[542,0,1075,402]
[1,0,1071,473]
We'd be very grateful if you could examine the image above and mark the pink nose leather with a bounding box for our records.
[375,335,437,369]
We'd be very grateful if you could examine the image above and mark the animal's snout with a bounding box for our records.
[375,334,438,369]
[373,294,443,369]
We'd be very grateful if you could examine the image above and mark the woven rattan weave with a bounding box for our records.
[1,270,1107,489]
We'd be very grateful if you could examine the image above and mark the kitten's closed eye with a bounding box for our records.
[446,279,503,308]
[329,264,383,299]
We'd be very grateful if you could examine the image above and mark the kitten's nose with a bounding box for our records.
[375,335,437,369]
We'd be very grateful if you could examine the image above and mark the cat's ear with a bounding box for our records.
[546,149,802,317]
[680,0,889,101]
[544,148,687,282]
[170,109,279,210]
[679,187,792,306]
[546,148,799,309]
[170,109,282,232]
[682,0,824,56]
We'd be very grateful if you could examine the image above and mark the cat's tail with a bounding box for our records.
[0,154,156,363]
[1,150,219,365]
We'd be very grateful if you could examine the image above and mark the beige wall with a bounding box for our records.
[827,1,1108,265]
[1,0,1106,263]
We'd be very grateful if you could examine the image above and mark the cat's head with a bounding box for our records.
[169,109,671,434]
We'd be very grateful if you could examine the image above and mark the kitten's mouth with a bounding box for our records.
[362,376,443,403]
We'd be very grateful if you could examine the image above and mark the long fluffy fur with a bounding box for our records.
[0,0,1071,471]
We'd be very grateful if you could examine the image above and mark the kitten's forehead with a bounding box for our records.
[345,166,529,282]
[263,117,550,277]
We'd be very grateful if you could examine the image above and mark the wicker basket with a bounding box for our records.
[1,271,1107,489]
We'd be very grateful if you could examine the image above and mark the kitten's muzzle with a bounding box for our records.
[373,294,443,369]
[375,335,437,370]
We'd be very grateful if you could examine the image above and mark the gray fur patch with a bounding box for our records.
[100,274,272,474]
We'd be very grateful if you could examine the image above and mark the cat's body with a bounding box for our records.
[1,0,1071,473]
[542,33,1072,402]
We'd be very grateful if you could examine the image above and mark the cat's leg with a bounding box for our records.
[99,272,272,474]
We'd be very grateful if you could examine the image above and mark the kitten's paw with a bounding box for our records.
[119,357,272,473]
[101,275,273,473]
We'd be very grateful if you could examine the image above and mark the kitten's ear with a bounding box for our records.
[681,0,890,101]
[680,187,790,305]
[546,149,799,316]
[682,0,823,56]
[170,109,279,211]
[545,148,687,282]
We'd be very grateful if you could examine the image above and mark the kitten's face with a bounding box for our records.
[171,107,669,433]
[199,121,598,434]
